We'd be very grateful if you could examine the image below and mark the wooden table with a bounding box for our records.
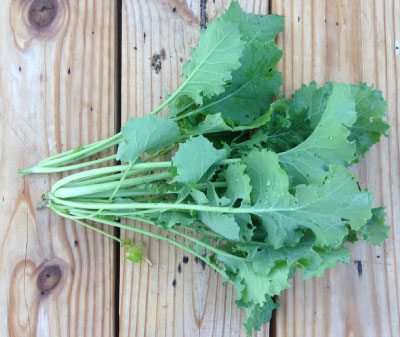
[1,1,399,336]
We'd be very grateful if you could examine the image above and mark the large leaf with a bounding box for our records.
[171,1,283,122]
[201,41,283,124]
[244,150,372,248]
[278,83,357,184]
[243,82,389,183]
[170,14,245,112]
[232,82,331,154]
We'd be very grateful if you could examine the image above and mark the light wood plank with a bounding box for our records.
[272,1,400,336]
[0,1,116,336]
[120,1,271,336]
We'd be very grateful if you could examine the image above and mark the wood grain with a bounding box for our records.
[272,1,400,336]
[119,1,271,336]
[0,0,116,336]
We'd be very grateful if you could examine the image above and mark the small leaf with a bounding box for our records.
[117,115,181,163]
[301,246,351,279]
[122,240,144,263]
[242,297,278,335]
[225,1,284,43]
[358,207,391,246]
[172,136,227,183]
[224,163,252,204]
[348,82,390,159]
[199,211,241,240]
[185,110,271,137]
[156,212,196,229]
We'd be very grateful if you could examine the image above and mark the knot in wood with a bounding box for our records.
[28,0,58,28]
[37,264,62,296]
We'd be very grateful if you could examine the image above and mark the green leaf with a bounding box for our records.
[245,150,299,249]
[201,41,283,124]
[205,182,231,206]
[112,197,136,213]
[251,82,389,180]
[253,231,315,274]
[171,13,245,111]
[358,207,390,246]
[117,115,181,163]
[348,82,389,159]
[245,150,373,248]
[242,297,278,336]
[155,211,196,229]
[71,146,84,154]
[224,163,252,204]
[235,213,254,241]
[301,246,351,279]
[184,109,271,137]
[193,235,212,253]
[289,81,332,128]
[190,188,209,204]
[278,83,357,184]
[172,136,227,183]
[220,254,291,303]
[234,82,331,155]
[225,1,284,43]
[122,240,144,263]
[185,113,233,135]
[196,183,241,240]
[199,211,240,240]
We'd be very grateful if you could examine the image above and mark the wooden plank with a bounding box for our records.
[206,0,270,21]
[0,1,116,336]
[205,3,271,335]
[272,1,400,336]
[119,1,271,336]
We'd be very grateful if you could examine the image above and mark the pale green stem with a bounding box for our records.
[68,211,225,274]
[50,162,172,192]
[48,194,281,214]
[53,171,172,199]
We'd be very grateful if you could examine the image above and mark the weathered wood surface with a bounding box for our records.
[272,1,400,336]
[0,0,116,336]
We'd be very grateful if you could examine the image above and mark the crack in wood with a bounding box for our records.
[200,0,207,29]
